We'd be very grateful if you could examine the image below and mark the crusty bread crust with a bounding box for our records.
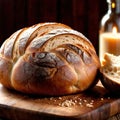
[0,22,100,96]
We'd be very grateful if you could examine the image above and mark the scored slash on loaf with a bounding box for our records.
[0,22,100,96]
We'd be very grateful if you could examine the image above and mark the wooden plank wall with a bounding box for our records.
[0,0,107,53]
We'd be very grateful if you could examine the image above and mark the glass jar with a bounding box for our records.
[99,0,120,63]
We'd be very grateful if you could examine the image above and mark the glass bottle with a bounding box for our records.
[99,0,120,63]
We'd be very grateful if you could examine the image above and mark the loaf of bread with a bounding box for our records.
[100,53,120,93]
[0,22,100,96]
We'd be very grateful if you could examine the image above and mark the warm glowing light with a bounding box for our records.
[112,3,115,8]
[112,26,117,34]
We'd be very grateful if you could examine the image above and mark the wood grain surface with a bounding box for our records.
[0,82,120,120]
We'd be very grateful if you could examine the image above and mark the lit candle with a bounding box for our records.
[99,27,120,62]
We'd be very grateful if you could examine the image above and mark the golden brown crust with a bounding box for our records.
[11,52,78,95]
[0,22,100,96]
[0,57,13,89]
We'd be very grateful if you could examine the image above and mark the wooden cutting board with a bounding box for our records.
[0,81,120,120]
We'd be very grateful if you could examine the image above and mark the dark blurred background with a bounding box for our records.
[0,0,107,53]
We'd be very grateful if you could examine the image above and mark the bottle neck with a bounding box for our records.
[108,0,120,14]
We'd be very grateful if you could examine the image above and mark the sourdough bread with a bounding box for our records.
[0,22,100,96]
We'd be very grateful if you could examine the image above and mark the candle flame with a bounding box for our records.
[112,3,115,8]
[112,27,117,34]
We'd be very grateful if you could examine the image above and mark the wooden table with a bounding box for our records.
[0,82,120,120]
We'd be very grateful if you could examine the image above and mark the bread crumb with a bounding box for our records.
[50,97,53,100]
[60,99,76,107]
[83,99,87,103]
[101,98,104,101]
[58,97,95,108]
[58,97,62,100]
[86,103,93,108]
